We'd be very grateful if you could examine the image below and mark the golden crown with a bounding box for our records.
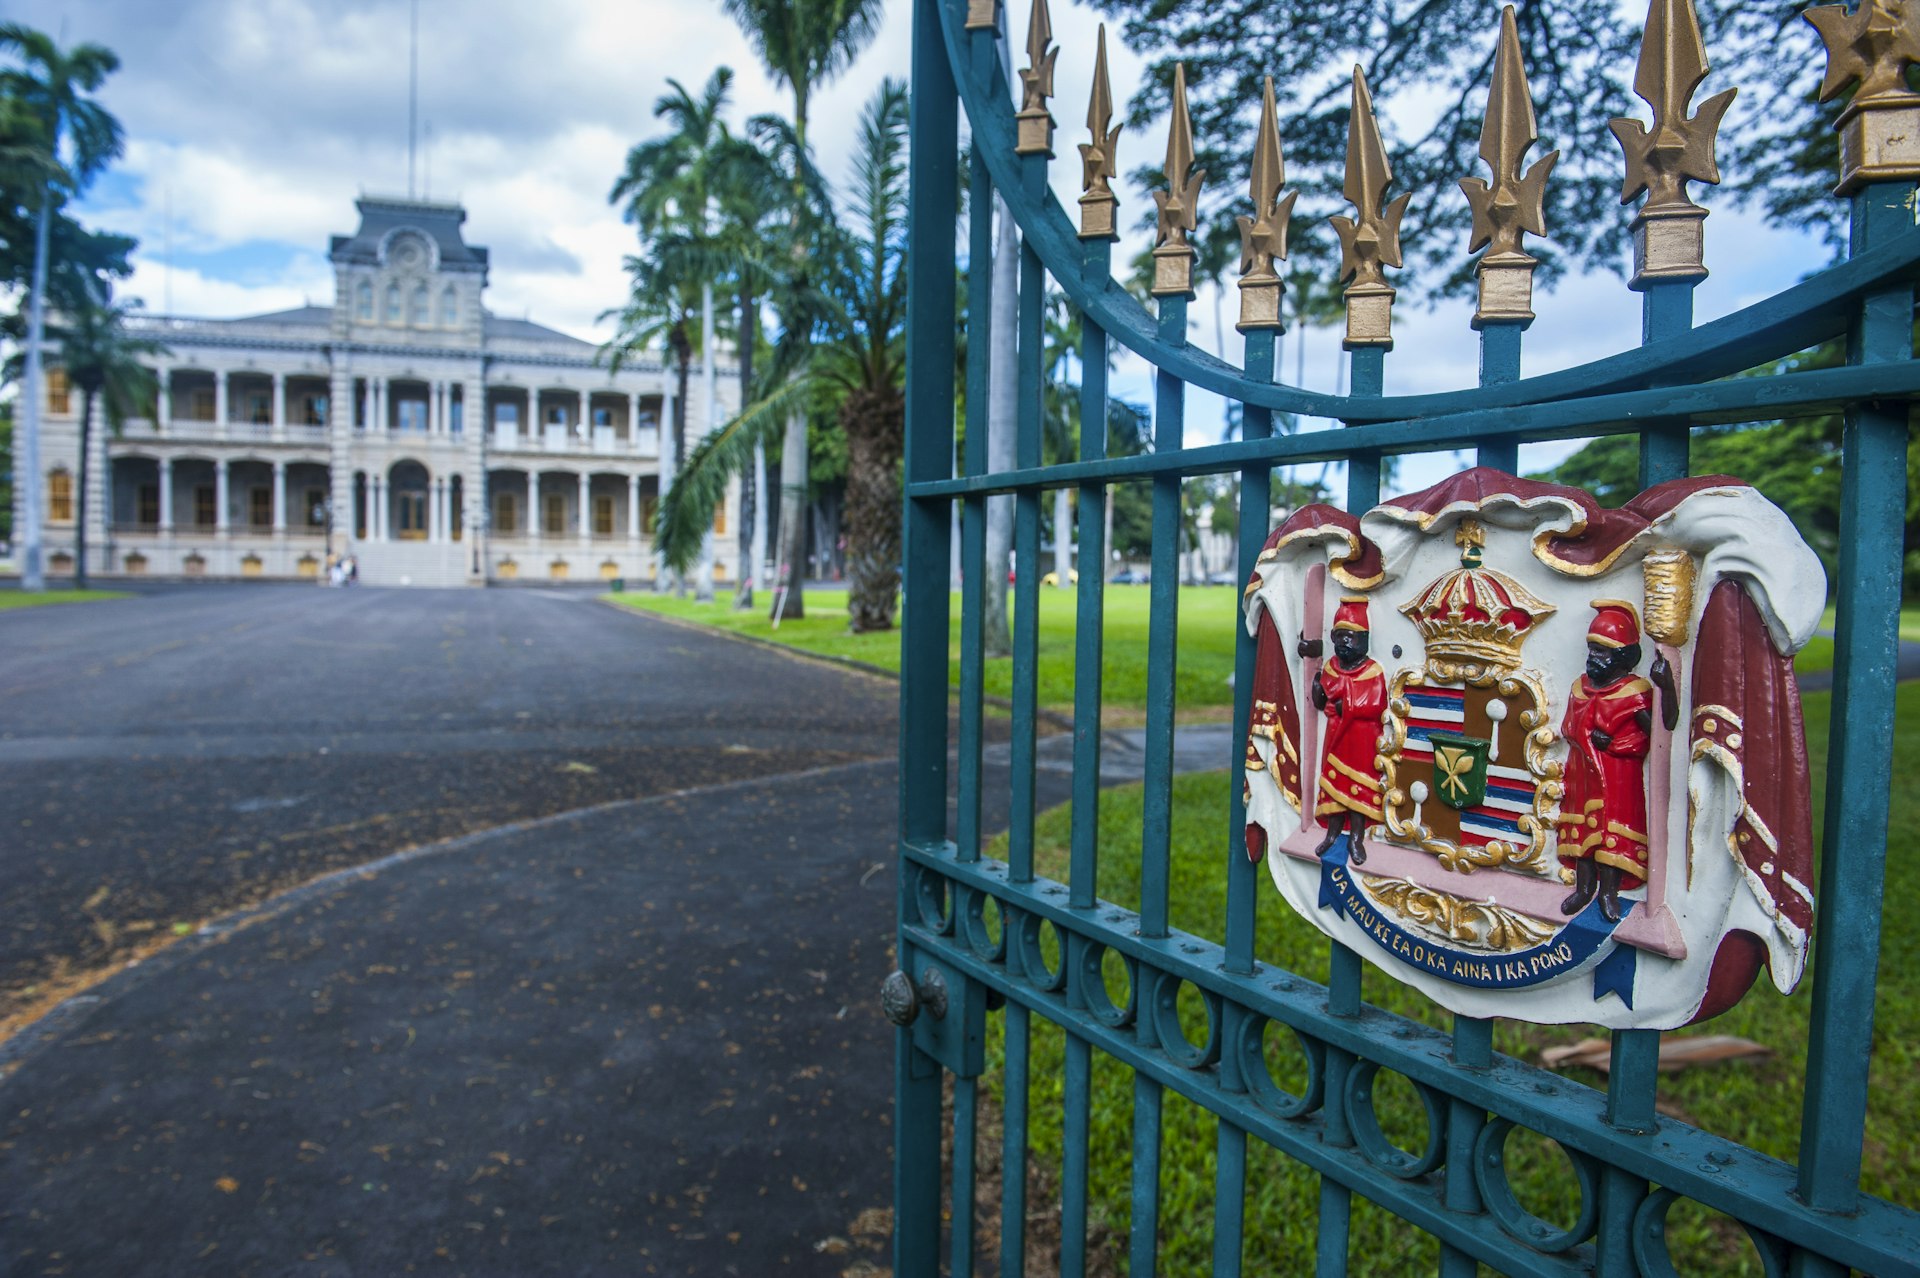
[1398,520,1556,673]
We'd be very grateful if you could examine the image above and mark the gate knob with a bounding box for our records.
[881,967,948,1027]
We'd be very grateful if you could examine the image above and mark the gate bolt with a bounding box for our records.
[881,967,949,1027]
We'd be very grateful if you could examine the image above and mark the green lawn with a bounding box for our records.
[0,589,129,611]
[607,584,1244,717]
[984,683,1918,1274]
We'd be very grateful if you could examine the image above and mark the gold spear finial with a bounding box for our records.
[1459,6,1558,326]
[1014,0,1057,155]
[1234,77,1297,330]
[1608,0,1735,286]
[1151,63,1206,297]
[1329,65,1409,348]
[1078,24,1124,239]
[1805,0,1920,193]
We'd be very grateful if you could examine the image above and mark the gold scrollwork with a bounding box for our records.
[1358,873,1559,952]
[1377,667,1561,875]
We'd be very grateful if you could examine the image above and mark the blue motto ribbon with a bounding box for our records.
[1317,833,1637,1007]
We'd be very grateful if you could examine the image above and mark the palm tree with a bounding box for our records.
[48,291,162,587]
[598,246,705,587]
[817,80,908,631]
[652,80,909,632]
[721,0,885,621]
[611,69,742,600]
[0,23,123,592]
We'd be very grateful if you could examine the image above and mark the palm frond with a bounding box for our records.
[656,370,820,570]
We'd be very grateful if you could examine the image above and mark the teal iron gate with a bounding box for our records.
[890,0,1920,1271]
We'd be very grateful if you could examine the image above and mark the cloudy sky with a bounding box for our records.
[13,0,1833,474]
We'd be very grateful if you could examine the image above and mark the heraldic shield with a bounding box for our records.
[1241,469,1824,1030]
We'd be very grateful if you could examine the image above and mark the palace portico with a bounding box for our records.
[32,196,738,587]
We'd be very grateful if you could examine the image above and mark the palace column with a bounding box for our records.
[375,378,388,433]
[157,369,172,435]
[627,473,640,542]
[369,474,384,541]
[158,457,173,532]
[578,389,589,443]
[578,471,591,544]
[215,458,230,535]
[527,473,541,553]
[627,392,640,452]
[271,372,286,431]
[214,372,229,435]
[428,381,441,435]
[272,460,286,533]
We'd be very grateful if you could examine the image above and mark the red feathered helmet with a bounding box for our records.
[1332,595,1371,633]
[1587,599,1642,649]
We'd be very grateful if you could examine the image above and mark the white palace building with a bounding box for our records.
[31,196,739,587]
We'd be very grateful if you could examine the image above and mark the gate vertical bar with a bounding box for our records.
[896,0,959,1269]
[957,138,994,864]
[1061,233,1111,1278]
[1439,1016,1492,1278]
[1214,326,1275,1278]
[1796,180,1913,1236]
[1132,289,1188,1278]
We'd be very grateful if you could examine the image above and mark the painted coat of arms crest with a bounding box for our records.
[1242,469,1823,1029]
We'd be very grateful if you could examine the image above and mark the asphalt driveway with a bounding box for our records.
[0,584,957,1276]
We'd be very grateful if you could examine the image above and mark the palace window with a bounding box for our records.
[397,399,427,432]
[46,367,70,414]
[249,487,271,527]
[305,488,327,527]
[449,396,463,434]
[138,484,159,526]
[494,402,518,428]
[247,393,271,424]
[544,493,566,535]
[302,393,328,425]
[592,406,612,428]
[194,485,216,527]
[594,494,614,536]
[189,388,215,421]
[47,469,73,522]
[356,281,373,320]
[493,491,517,534]
[411,284,430,326]
[440,285,458,327]
[713,501,727,536]
[384,283,402,323]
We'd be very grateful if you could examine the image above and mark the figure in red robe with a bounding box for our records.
[1558,600,1677,922]
[1308,596,1388,863]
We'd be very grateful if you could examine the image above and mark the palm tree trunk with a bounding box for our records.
[696,282,717,602]
[18,189,52,592]
[843,386,904,631]
[733,287,758,610]
[75,389,93,589]
[669,338,691,595]
[1051,487,1071,588]
[773,411,807,620]
[983,194,1018,657]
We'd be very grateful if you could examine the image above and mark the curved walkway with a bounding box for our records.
[0,585,967,1277]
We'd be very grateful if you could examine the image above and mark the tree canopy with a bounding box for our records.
[1094,0,1847,296]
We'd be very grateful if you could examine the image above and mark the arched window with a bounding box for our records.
[410,284,430,326]
[47,469,73,523]
[440,285,459,327]
[355,280,373,320]
[384,283,402,323]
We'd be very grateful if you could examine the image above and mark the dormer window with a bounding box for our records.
[440,285,458,328]
[411,284,430,326]
[384,283,402,323]
[356,281,373,320]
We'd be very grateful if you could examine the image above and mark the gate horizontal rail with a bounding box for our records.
[894,0,1920,1271]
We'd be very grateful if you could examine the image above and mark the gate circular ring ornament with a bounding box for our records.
[1235,1014,1324,1120]
[1343,1058,1446,1178]
[1472,1116,1598,1252]
[1629,1186,1791,1278]
[960,886,1008,962]
[913,863,954,935]
[1077,940,1135,1028]
[1242,469,1824,1029]
[1149,972,1222,1069]
[1013,910,1069,993]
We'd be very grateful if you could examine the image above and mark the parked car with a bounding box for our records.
[1109,569,1150,584]
[1205,569,1241,586]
